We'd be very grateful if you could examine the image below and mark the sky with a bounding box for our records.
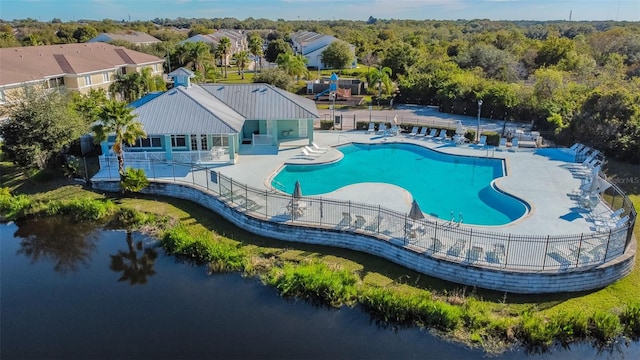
[1,0,639,22]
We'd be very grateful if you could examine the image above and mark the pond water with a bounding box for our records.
[1,219,638,359]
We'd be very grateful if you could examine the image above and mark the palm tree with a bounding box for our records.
[109,72,145,103]
[217,37,231,78]
[248,36,264,74]
[233,51,250,80]
[276,52,309,80]
[92,100,146,181]
[189,41,212,74]
[368,66,393,96]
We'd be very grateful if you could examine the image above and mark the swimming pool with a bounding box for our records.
[271,143,529,226]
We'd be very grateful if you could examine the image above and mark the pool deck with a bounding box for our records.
[213,130,609,237]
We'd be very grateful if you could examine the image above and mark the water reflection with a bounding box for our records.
[109,231,158,285]
[14,217,98,274]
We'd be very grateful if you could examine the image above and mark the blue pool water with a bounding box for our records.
[272,143,528,225]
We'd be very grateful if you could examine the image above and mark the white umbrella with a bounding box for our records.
[588,175,612,195]
[393,114,399,125]
[455,121,465,135]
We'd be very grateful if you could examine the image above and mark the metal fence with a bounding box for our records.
[97,158,636,273]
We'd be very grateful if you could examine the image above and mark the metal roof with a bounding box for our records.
[132,86,245,135]
[200,83,320,120]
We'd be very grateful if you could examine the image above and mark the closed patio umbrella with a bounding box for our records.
[293,180,302,199]
[408,199,425,220]
[455,121,465,135]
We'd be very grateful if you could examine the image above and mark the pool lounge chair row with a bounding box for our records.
[405,127,453,141]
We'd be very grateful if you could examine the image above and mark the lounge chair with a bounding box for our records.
[592,208,625,223]
[509,138,519,151]
[424,128,437,140]
[468,245,484,262]
[339,212,353,227]
[478,135,487,148]
[389,125,400,136]
[354,215,367,228]
[407,126,419,136]
[364,215,384,232]
[435,129,449,142]
[311,142,328,152]
[447,239,466,257]
[416,127,428,137]
[595,215,629,232]
[301,148,321,157]
[378,124,388,135]
[366,122,375,134]
[304,146,323,154]
[497,138,507,151]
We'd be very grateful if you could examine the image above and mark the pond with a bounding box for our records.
[1,219,638,359]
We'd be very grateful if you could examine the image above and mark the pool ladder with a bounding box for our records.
[449,211,464,227]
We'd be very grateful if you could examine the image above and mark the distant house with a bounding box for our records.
[180,29,248,65]
[0,43,164,120]
[289,31,356,70]
[88,31,161,46]
[99,68,319,165]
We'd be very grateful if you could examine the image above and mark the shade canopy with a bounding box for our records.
[408,200,425,220]
[293,180,303,199]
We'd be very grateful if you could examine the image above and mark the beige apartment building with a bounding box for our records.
[0,43,165,119]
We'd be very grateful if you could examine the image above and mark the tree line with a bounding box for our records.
[1,17,639,162]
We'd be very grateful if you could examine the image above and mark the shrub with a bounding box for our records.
[320,120,334,130]
[44,198,115,221]
[265,261,358,307]
[161,225,246,271]
[359,287,461,331]
[121,167,149,193]
[0,187,32,220]
[483,131,501,146]
[621,302,640,338]
[590,311,621,343]
[517,312,556,348]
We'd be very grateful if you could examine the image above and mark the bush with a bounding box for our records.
[265,261,358,307]
[121,167,149,193]
[483,131,501,146]
[621,302,640,338]
[517,312,557,348]
[359,287,461,331]
[43,198,116,221]
[0,187,32,220]
[161,225,246,271]
[590,311,621,343]
[320,120,334,130]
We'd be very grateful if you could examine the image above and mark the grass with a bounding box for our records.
[1,159,639,353]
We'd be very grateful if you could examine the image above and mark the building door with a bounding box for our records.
[298,119,307,138]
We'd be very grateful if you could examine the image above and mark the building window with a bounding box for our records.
[190,134,198,150]
[47,77,64,88]
[128,136,162,148]
[212,134,229,147]
[171,135,186,148]
[0,89,5,104]
[153,64,159,72]
[84,75,92,86]
[200,134,209,151]
[103,73,109,83]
